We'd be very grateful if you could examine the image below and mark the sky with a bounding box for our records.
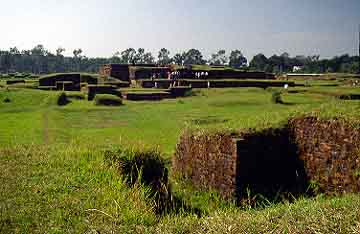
[0,0,359,60]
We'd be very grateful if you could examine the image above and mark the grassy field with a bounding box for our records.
[1,80,360,233]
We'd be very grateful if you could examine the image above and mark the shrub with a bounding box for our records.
[271,90,283,104]
[57,92,70,106]
[104,148,171,214]
[104,148,168,187]
[94,94,123,106]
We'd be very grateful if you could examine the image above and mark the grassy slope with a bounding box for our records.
[0,83,360,233]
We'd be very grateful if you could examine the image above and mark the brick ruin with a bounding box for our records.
[177,68,275,80]
[289,117,360,194]
[99,64,276,82]
[173,117,360,200]
[99,64,170,81]
[99,64,131,82]
[38,73,97,91]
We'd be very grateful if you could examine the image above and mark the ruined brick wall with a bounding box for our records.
[177,69,275,80]
[39,73,81,87]
[99,64,130,82]
[289,117,360,194]
[173,131,239,199]
[139,80,172,89]
[134,68,170,80]
[173,118,360,200]
[173,129,305,200]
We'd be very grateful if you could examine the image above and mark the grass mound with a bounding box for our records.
[66,92,85,100]
[94,94,123,106]
[56,92,70,106]
[271,90,284,104]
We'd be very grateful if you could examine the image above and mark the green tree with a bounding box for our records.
[73,49,83,71]
[121,48,136,63]
[229,50,247,68]
[249,53,268,71]
[157,48,172,65]
[173,52,185,65]
[183,49,205,65]
[209,49,228,65]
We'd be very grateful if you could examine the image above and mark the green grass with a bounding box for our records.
[1,83,360,233]
[0,86,352,155]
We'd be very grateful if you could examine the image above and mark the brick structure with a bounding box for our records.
[177,67,275,80]
[173,131,239,199]
[38,73,97,91]
[289,117,360,194]
[133,67,170,79]
[99,64,131,82]
[173,117,360,200]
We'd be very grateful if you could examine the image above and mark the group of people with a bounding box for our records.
[193,72,209,79]
[169,71,181,80]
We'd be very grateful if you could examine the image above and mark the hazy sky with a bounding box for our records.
[0,0,359,59]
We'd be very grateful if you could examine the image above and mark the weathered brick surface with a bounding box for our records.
[173,132,238,199]
[289,117,360,194]
[173,118,360,200]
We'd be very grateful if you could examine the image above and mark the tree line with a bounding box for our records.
[0,45,359,74]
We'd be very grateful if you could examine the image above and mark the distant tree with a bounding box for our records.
[229,50,247,68]
[21,50,31,56]
[0,44,358,75]
[142,52,155,64]
[209,49,228,65]
[183,49,205,65]
[31,44,47,56]
[110,51,122,64]
[56,47,65,57]
[9,47,20,55]
[121,48,137,63]
[0,51,11,73]
[133,48,155,64]
[134,48,145,63]
[73,49,83,58]
[73,49,83,71]
[157,48,172,65]
[173,52,185,65]
[249,53,268,71]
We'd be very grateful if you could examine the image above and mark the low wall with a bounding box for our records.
[173,131,239,199]
[177,80,296,88]
[139,80,172,89]
[289,117,360,194]
[39,74,81,87]
[173,117,360,200]
[6,80,25,85]
[178,70,275,80]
